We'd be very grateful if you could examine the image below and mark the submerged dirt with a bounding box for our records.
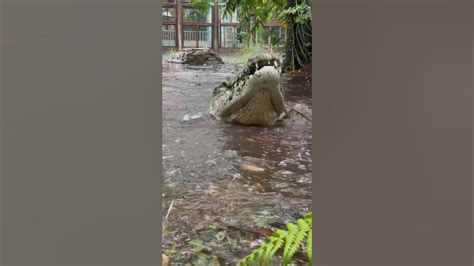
[162,57,312,265]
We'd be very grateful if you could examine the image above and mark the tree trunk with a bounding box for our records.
[282,0,312,72]
[282,0,297,71]
[212,0,219,50]
[251,13,257,45]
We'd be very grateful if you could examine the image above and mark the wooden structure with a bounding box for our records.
[162,0,286,51]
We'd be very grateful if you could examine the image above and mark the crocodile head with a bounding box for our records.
[209,51,284,126]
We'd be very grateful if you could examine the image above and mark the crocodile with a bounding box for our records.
[209,51,285,126]
[169,48,224,65]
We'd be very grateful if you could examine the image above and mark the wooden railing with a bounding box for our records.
[183,30,211,48]
[162,30,176,46]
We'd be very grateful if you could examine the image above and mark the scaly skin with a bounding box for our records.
[209,51,285,126]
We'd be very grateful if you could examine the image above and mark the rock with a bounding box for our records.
[249,238,266,248]
[223,150,238,158]
[279,170,294,176]
[205,159,218,166]
[241,163,265,173]
[274,183,289,189]
[162,254,169,266]
[190,112,202,120]
[297,165,307,170]
[241,156,267,165]
[183,112,203,121]
[297,174,311,183]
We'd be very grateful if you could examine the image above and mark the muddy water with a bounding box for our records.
[162,59,312,265]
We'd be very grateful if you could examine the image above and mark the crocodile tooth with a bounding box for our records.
[255,63,259,70]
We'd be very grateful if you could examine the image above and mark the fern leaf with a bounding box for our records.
[256,243,266,264]
[252,253,257,262]
[269,238,284,259]
[239,212,313,266]
[276,229,288,238]
[305,212,313,264]
[262,232,286,265]
[283,222,298,265]
[238,256,248,266]
[239,249,258,266]
[239,254,250,266]
[305,213,312,227]
[268,236,280,243]
[307,230,312,264]
[262,243,275,265]
[297,218,310,233]
[288,225,307,262]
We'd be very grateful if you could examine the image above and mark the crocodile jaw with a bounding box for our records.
[217,66,284,126]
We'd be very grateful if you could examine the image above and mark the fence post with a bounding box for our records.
[213,2,219,51]
[177,3,183,50]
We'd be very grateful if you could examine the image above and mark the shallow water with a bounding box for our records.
[162,59,312,265]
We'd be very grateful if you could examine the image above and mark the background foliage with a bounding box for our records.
[190,0,312,71]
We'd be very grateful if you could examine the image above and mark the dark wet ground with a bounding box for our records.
[162,57,312,265]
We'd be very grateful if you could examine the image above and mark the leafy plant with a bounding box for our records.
[239,212,312,266]
[189,0,213,12]
[262,28,284,47]
[164,244,178,257]
[278,2,312,25]
[184,8,209,23]
[279,0,312,71]
[190,0,312,71]
[190,239,205,253]
[220,0,286,45]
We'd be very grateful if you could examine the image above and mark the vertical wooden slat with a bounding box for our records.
[177,3,183,50]
[196,27,199,48]
[174,4,178,48]
[212,3,218,50]
[217,6,220,49]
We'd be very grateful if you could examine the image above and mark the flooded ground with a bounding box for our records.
[162,55,312,265]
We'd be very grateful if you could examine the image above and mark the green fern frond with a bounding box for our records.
[239,234,285,265]
[256,245,266,265]
[262,243,274,265]
[239,212,313,266]
[283,222,298,264]
[287,222,307,263]
[305,213,312,226]
[239,252,254,266]
[297,218,310,232]
[307,230,312,264]
[276,229,289,238]
[304,213,313,264]
[268,238,284,259]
